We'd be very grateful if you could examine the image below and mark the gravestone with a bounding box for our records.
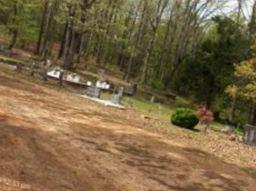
[86,86,101,98]
[96,80,110,90]
[111,87,124,105]
[244,124,256,145]
[126,83,137,96]
[47,70,61,79]
[66,74,80,83]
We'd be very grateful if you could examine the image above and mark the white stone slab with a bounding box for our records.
[78,94,125,109]
[96,81,110,90]
[47,70,61,79]
[66,74,80,83]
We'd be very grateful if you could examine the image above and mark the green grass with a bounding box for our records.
[123,90,245,136]
[123,95,245,136]
[100,92,174,121]
[130,95,196,118]
[122,95,179,122]
[127,97,171,119]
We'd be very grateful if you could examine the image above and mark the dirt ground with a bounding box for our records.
[0,71,255,191]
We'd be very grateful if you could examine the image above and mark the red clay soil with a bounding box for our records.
[0,72,255,191]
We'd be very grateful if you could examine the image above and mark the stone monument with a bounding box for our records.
[244,124,256,145]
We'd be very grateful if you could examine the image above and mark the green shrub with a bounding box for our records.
[148,78,165,91]
[171,108,199,129]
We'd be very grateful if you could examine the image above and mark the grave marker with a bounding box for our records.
[86,86,101,98]
[66,74,80,83]
[244,124,256,145]
[111,87,124,104]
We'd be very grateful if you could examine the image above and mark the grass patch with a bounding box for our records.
[123,95,174,121]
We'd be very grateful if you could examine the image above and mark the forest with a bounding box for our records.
[1,1,256,190]
[0,0,256,127]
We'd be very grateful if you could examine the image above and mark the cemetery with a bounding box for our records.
[0,62,256,191]
[0,55,256,146]
[0,1,256,189]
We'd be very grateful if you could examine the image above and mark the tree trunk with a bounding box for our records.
[41,0,59,59]
[140,36,155,84]
[157,30,170,76]
[62,0,97,69]
[58,20,69,58]
[229,96,237,123]
[125,50,135,81]
[248,106,256,126]
[36,0,60,58]
[9,30,18,50]
[9,0,19,50]
[76,34,85,64]
[249,0,256,38]
[140,0,168,84]
[61,5,75,68]
[36,0,49,55]
[63,32,80,70]
[117,4,134,67]
[124,1,147,81]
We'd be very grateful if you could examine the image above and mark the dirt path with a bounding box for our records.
[0,72,255,191]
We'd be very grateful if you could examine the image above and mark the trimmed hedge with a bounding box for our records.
[171,108,199,129]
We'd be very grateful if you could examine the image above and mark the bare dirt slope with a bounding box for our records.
[0,71,255,191]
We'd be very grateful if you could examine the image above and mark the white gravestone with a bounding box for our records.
[47,70,61,79]
[66,74,80,83]
[96,81,110,90]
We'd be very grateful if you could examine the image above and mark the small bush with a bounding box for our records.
[198,106,214,125]
[171,108,199,129]
[148,78,165,91]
